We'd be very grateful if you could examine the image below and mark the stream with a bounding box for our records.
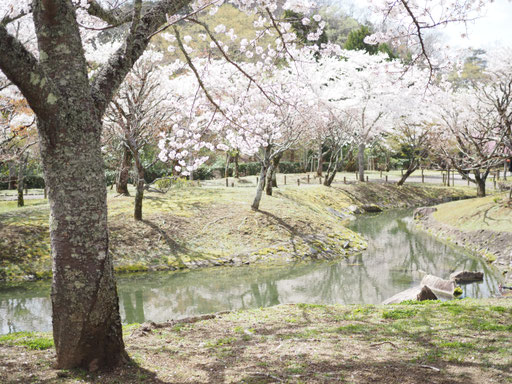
[0,209,501,334]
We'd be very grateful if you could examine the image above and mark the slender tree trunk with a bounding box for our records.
[324,151,341,187]
[234,152,240,178]
[132,149,145,221]
[17,155,27,207]
[189,169,194,181]
[358,143,365,182]
[324,169,337,186]
[38,116,125,370]
[316,142,323,177]
[8,161,17,190]
[397,162,418,186]
[252,165,268,209]
[116,146,131,196]
[224,152,231,179]
[252,147,271,210]
[134,170,144,221]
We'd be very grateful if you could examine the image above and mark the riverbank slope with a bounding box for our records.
[416,192,512,285]
[1,298,510,383]
[0,181,474,281]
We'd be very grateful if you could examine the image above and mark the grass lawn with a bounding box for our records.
[0,298,510,383]
[432,193,512,233]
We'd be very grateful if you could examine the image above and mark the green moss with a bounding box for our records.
[115,264,149,273]
[205,336,237,348]
[0,332,54,350]
[382,308,419,319]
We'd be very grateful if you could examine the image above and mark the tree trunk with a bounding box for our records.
[316,142,323,177]
[133,150,145,221]
[324,169,337,186]
[358,143,365,182]
[252,147,271,210]
[265,153,282,196]
[473,170,488,197]
[8,161,17,189]
[234,152,240,178]
[475,175,486,197]
[38,116,126,370]
[17,156,27,207]
[252,165,268,210]
[224,152,231,178]
[397,162,417,186]
[116,146,131,196]
[324,151,341,187]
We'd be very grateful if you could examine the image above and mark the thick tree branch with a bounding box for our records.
[91,0,192,116]
[0,25,57,121]
[86,0,131,26]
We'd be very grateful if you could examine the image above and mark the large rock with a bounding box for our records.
[346,205,362,214]
[417,285,438,301]
[413,207,437,219]
[362,204,382,213]
[421,274,456,299]
[450,271,484,282]
[382,285,437,304]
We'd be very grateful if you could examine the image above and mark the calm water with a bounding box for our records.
[0,209,501,334]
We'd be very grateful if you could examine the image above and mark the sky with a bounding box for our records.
[336,0,512,50]
[442,0,512,49]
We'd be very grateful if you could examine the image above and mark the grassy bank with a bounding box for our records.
[1,298,511,383]
[0,179,474,281]
[416,192,512,284]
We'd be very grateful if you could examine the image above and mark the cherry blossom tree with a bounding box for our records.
[322,50,404,182]
[434,87,505,197]
[0,0,488,370]
[104,51,176,220]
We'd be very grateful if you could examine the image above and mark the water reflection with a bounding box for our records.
[0,209,501,334]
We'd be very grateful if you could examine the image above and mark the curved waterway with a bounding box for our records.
[0,209,502,334]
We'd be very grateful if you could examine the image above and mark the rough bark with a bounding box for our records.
[39,116,126,370]
[358,142,365,182]
[116,146,132,196]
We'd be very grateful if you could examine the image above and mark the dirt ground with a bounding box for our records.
[1,299,511,384]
